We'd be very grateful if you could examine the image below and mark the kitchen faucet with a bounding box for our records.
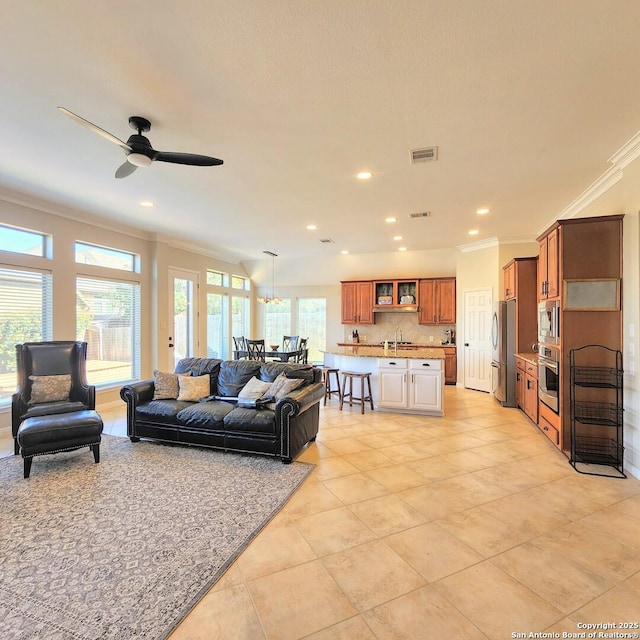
[394,326,402,355]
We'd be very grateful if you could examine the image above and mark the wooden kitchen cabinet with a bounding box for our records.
[503,261,516,300]
[444,347,457,385]
[515,357,526,409]
[341,281,374,324]
[373,279,419,310]
[537,227,559,300]
[502,257,538,353]
[418,278,456,325]
[523,361,538,424]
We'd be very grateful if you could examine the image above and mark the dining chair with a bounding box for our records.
[282,336,299,351]
[233,336,247,359]
[245,339,266,362]
[295,338,308,363]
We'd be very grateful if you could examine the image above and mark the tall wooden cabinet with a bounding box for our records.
[537,227,559,300]
[502,257,538,352]
[536,215,623,454]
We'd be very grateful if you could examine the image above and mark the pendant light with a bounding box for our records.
[257,250,282,304]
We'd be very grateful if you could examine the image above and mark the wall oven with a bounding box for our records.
[538,344,559,413]
[538,300,560,345]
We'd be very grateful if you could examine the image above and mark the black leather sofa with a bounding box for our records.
[120,358,325,463]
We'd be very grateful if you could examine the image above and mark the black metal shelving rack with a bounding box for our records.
[569,345,625,478]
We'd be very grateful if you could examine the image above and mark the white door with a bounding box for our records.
[463,288,493,392]
[169,268,199,366]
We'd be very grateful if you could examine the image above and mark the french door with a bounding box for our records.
[168,268,199,366]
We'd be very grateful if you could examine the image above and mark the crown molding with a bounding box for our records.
[153,233,245,266]
[537,129,640,235]
[456,235,537,253]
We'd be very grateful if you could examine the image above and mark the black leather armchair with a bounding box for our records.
[12,342,102,477]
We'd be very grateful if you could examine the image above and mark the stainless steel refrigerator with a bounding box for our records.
[491,299,516,407]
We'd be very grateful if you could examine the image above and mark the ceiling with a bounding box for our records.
[1,1,639,263]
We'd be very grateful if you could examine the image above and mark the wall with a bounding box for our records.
[0,192,153,428]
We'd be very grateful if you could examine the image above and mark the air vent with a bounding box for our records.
[410,146,438,163]
[409,212,431,219]
[319,238,334,243]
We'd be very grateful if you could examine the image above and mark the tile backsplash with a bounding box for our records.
[343,313,455,345]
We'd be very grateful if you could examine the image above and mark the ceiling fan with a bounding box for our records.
[58,107,224,178]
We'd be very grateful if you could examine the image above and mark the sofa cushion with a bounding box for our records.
[177,374,210,401]
[23,401,88,420]
[176,401,234,429]
[217,360,262,397]
[223,406,276,435]
[175,357,202,375]
[175,358,222,395]
[259,362,314,384]
[136,400,193,424]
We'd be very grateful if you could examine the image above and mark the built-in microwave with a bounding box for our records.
[538,300,560,346]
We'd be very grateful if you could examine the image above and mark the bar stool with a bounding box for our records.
[320,367,341,405]
[340,371,374,414]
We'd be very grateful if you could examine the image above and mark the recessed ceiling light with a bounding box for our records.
[140,201,154,208]
[385,217,397,223]
[468,229,480,235]
[476,208,490,215]
[341,250,349,254]
[393,235,403,241]
[398,246,407,252]
[356,171,373,180]
[306,224,317,230]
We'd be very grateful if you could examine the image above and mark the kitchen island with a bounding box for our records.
[323,346,446,416]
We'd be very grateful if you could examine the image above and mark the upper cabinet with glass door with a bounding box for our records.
[374,279,419,310]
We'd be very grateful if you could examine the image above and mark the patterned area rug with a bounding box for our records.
[0,436,313,639]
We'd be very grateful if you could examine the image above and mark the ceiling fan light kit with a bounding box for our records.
[58,107,223,178]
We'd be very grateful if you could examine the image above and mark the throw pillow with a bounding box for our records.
[238,376,272,401]
[267,372,304,401]
[28,374,72,404]
[153,370,189,400]
[177,374,210,401]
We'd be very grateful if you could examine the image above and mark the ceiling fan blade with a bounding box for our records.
[115,161,137,179]
[154,151,224,166]
[58,107,131,151]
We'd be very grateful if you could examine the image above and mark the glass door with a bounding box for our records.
[169,268,199,366]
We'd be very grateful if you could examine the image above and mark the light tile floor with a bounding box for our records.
[2,387,639,639]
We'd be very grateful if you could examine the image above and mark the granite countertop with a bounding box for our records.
[336,342,456,349]
[325,346,446,359]
[515,352,539,365]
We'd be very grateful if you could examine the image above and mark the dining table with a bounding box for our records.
[233,348,304,363]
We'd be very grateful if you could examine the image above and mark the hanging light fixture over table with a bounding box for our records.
[257,250,282,304]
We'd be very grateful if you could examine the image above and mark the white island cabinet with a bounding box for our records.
[378,358,443,416]
[323,347,445,417]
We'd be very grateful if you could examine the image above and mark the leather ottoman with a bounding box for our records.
[16,409,103,478]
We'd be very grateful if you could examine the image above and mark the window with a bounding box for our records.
[232,275,250,291]
[263,299,292,347]
[207,292,229,359]
[76,277,140,385]
[0,267,52,402]
[297,298,326,364]
[75,242,137,272]
[207,270,226,287]
[0,224,47,257]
